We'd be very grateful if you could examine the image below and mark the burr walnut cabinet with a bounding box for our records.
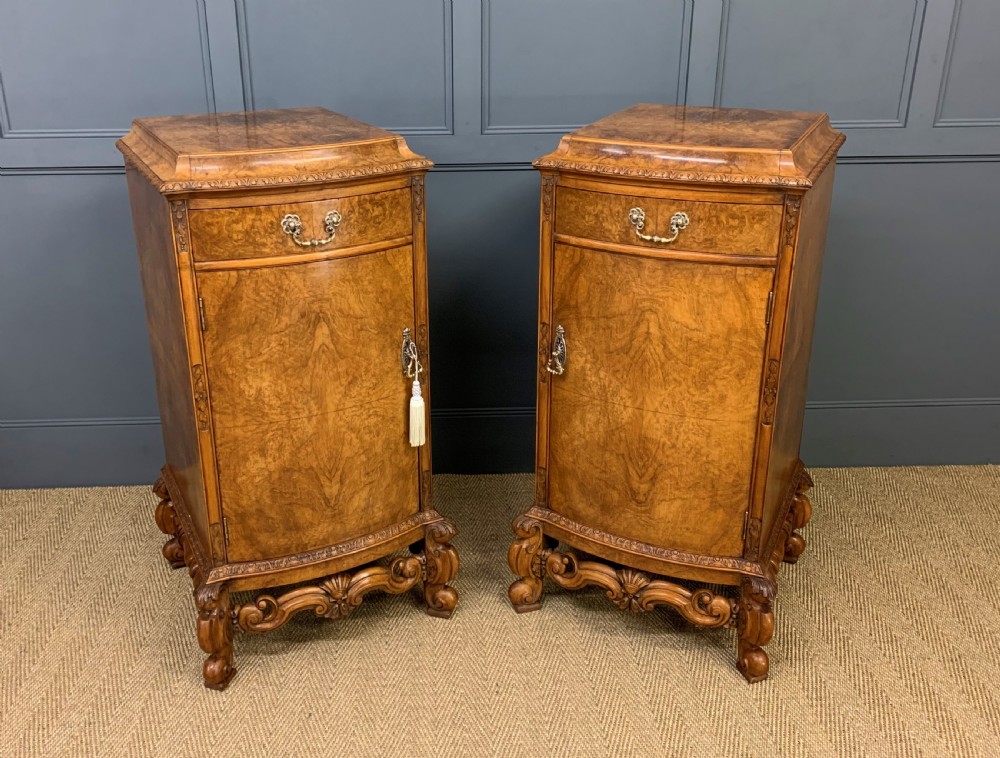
[508,104,844,683]
[118,107,458,690]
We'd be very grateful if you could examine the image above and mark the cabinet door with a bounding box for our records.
[547,245,772,558]
[198,246,420,563]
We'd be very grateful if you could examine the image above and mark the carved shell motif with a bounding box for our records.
[612,569,651,613]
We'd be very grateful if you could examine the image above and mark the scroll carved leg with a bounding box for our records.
[422,521,459,619]
[784,473,814,565]
[507,516,551,613]
[153,476,185,569]
[195,582,235,691]
[736,577,775,684]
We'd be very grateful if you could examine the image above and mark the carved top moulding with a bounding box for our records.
[534,104,845,189]
[116,107,432,195]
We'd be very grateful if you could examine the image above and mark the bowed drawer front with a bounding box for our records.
[188,186,413,262]
[555,185,783,257]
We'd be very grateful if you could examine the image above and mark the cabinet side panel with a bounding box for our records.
[761,164,836,541]
[125,168,209,545]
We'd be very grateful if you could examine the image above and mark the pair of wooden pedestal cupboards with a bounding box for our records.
[118,104,844,690]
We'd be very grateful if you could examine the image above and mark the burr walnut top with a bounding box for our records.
[116,107,431,195]
[534,104,845,188]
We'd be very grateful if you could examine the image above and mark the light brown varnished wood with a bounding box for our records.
[116,107,432,194]
[759,165,836,549]
[555,186,782,256]
[535,104,844,188]
[188,187,411,261]
[125,170,212,552]
[548,244,772,559]
[197,245,419,563]
[119,108,457,690]
[513,104,843,684]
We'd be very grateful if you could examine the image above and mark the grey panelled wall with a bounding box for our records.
[0,0,997,487]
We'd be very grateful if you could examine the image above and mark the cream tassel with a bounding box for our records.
[409,378,426,447]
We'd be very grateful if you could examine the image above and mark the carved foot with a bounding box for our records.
[783,473,814,565]
[153,477,185,569]
[507,515,550,613]
[736,577,775,684]
[235,556,425,633]
[195,583,235,691]
[422,521,459,618]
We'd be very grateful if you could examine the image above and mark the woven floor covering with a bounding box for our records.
[2,467,999,757]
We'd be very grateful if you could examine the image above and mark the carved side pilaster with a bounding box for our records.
[170,201,189,253]
[411,174,425,223]
[534,467,548,508]
[538,322,550,385]
[422,520,459,618]
[744,516,762,560]
[541,174,556,220]
[195,582,235,691]
[191,364,209,431]
[761,359,779,426]
[209,523,226,563]
[783,194,802,248]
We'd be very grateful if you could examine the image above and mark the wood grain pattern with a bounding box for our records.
[125,169,210,550]
[513,104,842,683]
[198,246,419,563]
[188,188,411,261]
[120,109,458,689]
[761,166,837,547]
[116,107,431,194]
[556,186,782,256]
[535,104,845,188]
[548,244,773,558]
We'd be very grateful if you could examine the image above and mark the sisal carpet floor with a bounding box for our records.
[2,467,999,758]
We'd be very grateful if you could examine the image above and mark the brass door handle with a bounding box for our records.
[627,208,689,244]
[546,325,566,376]
[401,328,422,378]
[280,211,342,248]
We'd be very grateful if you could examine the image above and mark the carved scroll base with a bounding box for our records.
[508,466,815,684]
[152,477,186,569]
[236,555,425,633]
[153,468,459,691]
[507,516,734,628]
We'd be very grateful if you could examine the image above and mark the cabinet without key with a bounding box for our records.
[118,107,458,691]
[509,104,844,683]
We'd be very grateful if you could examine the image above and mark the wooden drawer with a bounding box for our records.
[188,187,412,262]
[555,186,783,257]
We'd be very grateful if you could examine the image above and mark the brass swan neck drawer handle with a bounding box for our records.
[628,208,690,244]
[280,211,342,248]
[546,325,567,376]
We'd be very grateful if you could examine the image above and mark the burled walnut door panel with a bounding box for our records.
[198,246,419,563]
[548,245,773,558]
